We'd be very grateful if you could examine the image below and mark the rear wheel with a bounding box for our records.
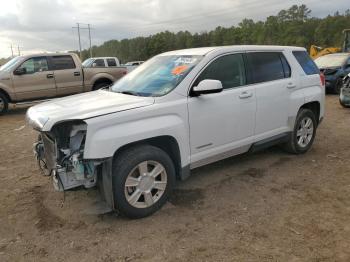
[283,109,317,154]
[0,93,9,115]
[112,145,175,219]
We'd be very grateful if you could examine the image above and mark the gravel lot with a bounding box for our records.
[1,95,350,262]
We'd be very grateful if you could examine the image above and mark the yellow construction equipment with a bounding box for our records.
[310,29,350,59]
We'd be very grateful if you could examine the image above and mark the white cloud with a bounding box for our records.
[0,0,349,58]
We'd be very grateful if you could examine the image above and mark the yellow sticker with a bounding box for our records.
[172,65,188,75]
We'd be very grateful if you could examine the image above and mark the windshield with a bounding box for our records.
[82,58,93,67]
[111,55,202,97]
[0,57,21,72]
[314,55,348,68]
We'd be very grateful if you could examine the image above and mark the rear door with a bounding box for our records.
[245,52,293,140]
[49,55,83,96]
[12,56,56,101]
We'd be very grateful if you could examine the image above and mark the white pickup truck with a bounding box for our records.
[82,57,121,68]
[27,45,325,218]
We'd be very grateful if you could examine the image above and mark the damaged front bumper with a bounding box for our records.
[33,132,115,210]
[34,130,98,192]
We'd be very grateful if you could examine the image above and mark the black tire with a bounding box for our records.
[0,92,9,115]
[112,145,176,219]
[333,79,343,95]
[283,108,317,154]
[93,82,111,91]
[339,98,350,108]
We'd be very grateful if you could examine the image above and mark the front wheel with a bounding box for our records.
[283,109,317,154]
[112,145,175,219]
[0,93,9,115]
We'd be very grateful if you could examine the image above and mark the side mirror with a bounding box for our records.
[92,63,97,67]
[192,79,223,96]
[14,67,26,75]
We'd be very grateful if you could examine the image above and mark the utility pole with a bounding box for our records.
[72,23,93,60]
[17,45,21,56]
[88,24,92,58]
[77,23,82,59]
[10,44,14,57]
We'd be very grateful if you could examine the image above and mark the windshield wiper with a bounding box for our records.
[119,91,140,96]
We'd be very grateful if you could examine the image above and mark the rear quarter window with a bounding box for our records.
[292,51,319,75]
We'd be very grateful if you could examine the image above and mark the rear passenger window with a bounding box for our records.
[52,56,76,70]
[107,59,116,67]
[292,51,319,75]
[195,54,246,89]
[246,52,286,83]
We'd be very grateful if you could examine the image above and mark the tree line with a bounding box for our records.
[79,5,350,63]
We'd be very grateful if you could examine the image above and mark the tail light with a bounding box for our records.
[320,72,325,87]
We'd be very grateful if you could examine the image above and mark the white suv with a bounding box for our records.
[27,45,325,218]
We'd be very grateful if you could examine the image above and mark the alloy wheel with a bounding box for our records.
[296,116,314,148]
[124,160,167,208]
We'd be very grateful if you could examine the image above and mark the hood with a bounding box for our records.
[26,90,154,131]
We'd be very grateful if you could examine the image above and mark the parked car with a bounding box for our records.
[124,61,144,72]
[82,57,121,68]
[339,73,350,107]
[314,53,350,94]
[0,53,127,114]
[27,46,324,218]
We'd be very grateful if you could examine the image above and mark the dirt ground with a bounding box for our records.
[1,96,350,262]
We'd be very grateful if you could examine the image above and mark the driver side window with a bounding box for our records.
[19,57,49,74]
[195,54,246,89]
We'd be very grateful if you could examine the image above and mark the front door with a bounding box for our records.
[188,53,256,167]
[12,56,56,101]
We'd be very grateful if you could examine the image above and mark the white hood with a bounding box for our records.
[26,90,154,131]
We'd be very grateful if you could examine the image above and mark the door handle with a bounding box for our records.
[46,73,54,79]
[74,71,81,76]
[287,83,296,89]
[239,91,253,99]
